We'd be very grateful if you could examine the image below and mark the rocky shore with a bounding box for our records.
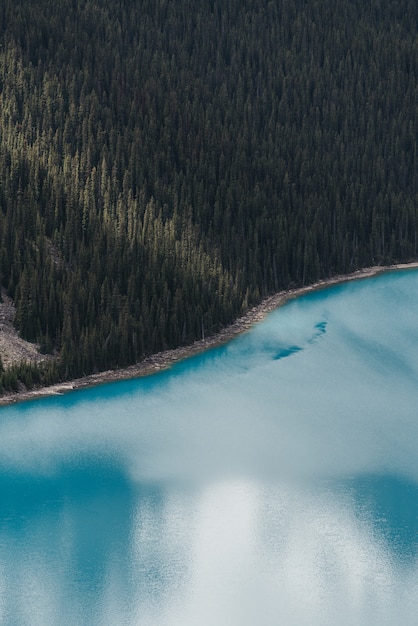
[1,262,418,406]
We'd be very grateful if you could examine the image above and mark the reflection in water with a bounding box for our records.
[1,466,418,626]
[345,474,418,563]
[0,463,135,625]
[0,270,418,623]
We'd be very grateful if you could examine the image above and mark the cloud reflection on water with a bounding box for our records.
[0,270,418,623]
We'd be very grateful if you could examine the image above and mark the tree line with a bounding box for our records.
[1,0,418,392]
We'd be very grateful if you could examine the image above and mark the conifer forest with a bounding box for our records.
[0,0,418,391]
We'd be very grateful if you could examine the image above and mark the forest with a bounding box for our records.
[0,0,418,392]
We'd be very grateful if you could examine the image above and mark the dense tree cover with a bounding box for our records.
[0,0,418,388]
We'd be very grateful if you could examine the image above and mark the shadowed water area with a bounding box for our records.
[1,269,418,625]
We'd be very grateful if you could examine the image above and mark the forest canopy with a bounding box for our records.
[0,0,417,388]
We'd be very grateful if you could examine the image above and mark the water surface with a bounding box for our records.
[1,269,418,625]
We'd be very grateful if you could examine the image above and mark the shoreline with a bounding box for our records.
[1,262,418,407]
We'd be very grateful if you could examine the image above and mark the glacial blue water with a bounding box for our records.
[1,269,418,625]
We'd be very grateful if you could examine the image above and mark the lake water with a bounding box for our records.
[1,269,418,625]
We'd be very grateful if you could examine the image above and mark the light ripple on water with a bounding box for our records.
[0,269,418,624]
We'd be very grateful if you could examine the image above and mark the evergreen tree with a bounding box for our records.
[0,0,418,391]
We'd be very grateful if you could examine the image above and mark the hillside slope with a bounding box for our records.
[1,0,418,391]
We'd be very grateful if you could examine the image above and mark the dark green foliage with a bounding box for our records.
[0,359,60,393]
[0,0,418,389]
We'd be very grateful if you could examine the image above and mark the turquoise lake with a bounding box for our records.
[1,269,418,625]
